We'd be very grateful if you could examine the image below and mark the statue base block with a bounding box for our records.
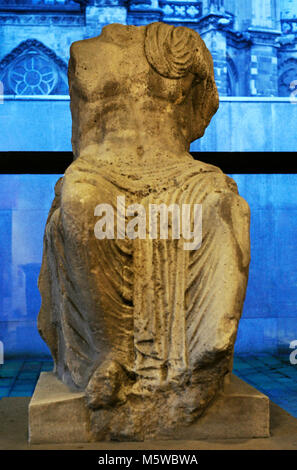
[29,372,270,444]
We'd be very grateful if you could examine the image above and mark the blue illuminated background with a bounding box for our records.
[1,173,297,358]
[0,0,297,360]
[1,0,297,152]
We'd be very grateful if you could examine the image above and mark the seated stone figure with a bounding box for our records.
[38,22,250,440]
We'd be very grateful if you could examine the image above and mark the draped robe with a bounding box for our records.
[38,155,250,394]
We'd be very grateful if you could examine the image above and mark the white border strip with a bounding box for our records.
[220,96,293,102]
[0,95,293,103]
[0,95,70,101]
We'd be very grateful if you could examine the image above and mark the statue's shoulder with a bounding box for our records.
[69,35,101,57]
[186,157,223,175]
[189,159,239,192]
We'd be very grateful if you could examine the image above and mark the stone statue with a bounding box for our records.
[37,22,250,440]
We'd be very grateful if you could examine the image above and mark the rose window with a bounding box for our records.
[8,52,58,95]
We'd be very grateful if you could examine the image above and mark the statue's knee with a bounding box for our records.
[62,174,96,216]
[202,190,250,269]
[219,192,250,228]
[219,192,250,269]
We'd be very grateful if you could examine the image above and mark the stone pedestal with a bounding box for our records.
[29,372,270,444]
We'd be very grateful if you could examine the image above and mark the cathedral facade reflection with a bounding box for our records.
[0,0,296,97]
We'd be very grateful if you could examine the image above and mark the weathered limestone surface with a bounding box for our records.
[29,372,269,443]
[34,22,254,441]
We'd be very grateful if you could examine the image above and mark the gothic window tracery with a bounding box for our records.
[226,55,238,96]
[8,53,58,95]
[278,59,297,97]
[0,40,68,95]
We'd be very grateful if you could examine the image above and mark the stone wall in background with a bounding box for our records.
[0,0,297,98]
[0,2,297,152]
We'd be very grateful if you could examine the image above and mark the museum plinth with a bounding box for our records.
[28,372,270,444]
